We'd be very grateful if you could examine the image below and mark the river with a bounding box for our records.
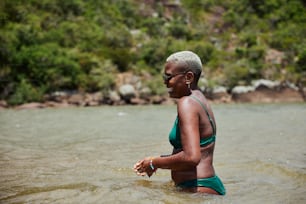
[0,104,305,204]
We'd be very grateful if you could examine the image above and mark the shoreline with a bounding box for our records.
[1,85,305,110]
[1,78,305,110]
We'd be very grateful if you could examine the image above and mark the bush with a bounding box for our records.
[103,47,133,72]
[140,18,166,36]
[167,20,190,39]
[145,76,166,95]
[138,38,170,73]
[8,79,45,105]
[83,59,116,92]
[223,59,251,88]
[269,23,302,53]
[12,43,82,91]
[190,41,216,65]
[296,49,306,73]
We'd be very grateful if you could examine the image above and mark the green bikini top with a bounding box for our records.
[169,95,216,149]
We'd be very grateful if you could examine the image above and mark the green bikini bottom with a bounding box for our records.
[177,175,226,195]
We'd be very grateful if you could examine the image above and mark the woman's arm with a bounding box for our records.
[134,97,202,175]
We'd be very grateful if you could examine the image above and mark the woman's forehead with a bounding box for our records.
[164,61,186,72]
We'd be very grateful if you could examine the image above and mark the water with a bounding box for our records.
[0,104,305,204]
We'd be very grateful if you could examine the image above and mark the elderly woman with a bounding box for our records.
[134,51,226,195]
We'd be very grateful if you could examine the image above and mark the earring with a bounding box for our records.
[186,82,191,89]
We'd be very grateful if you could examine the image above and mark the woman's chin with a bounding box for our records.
[167,88,173,93]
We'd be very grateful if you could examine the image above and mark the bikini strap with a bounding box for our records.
[190,95,216,135]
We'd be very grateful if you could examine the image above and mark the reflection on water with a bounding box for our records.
[0,104,305,203]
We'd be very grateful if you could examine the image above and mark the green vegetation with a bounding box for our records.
[1,0,305,104]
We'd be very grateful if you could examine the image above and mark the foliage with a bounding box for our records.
[8,78,45,105]
[296,49,306,73]
[145,77,166,96]
[0,0,305,104]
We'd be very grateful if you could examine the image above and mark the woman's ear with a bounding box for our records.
[185,71,194,84]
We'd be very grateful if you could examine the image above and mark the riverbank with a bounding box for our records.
[0,78,304,110]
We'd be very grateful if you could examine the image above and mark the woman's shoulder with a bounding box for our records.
[178,92,211,112]
[177,94,200,115]
[177,95,194,107]
[178,91,205,104]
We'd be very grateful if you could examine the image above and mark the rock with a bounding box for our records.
[276,87,304,103]
[135,81,142,90]
[130,97,147,105]
[139,87,152,99]
[232,84,304,103]
[52,91,69,97]
[91,92,103,102]
[109,91,121,102]
[49,91,70,102]
[151,95,164,104]
[86,101,100,106]
[84,93,94,104]
[198,78,208,92]
[208,86,231,103]
[301,87,306,100]
[45,101,70,108]
[116,72,140,87]
[161,97,175,105]
[119,84,136,101]
[265,49,285,65]
[16,102,45,110]
[252,79,280,89]
[282,81,299,91]
[68,94,85,106]
[232,86,255,94]
[212,86,227,94]
[0,100,7,108]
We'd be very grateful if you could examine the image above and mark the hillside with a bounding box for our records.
[0,0,305,105]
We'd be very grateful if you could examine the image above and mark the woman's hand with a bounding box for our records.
[133,159,147,176]
[133,157,155,177]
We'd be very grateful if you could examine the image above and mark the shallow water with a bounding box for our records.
[0,104,305,204]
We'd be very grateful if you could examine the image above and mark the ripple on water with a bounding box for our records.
[1,183,98,203]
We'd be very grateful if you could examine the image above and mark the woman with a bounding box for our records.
[133,51,226,195]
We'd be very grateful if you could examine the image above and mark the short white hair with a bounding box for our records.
[166,51,202,76]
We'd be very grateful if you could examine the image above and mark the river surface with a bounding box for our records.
[0,104,305,204]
